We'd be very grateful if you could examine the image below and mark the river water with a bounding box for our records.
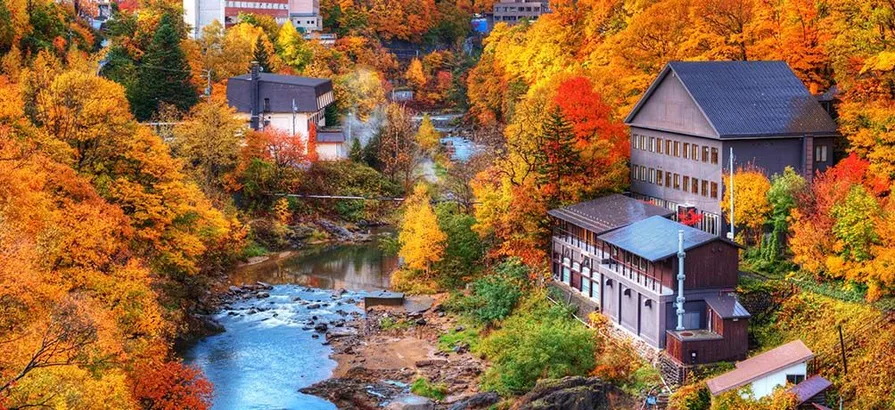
[182,238,398,410]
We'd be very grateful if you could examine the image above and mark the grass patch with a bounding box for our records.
[378,316,411,331]
[410,377,448,400]
[241,240,269,258]
[437,322,482,353]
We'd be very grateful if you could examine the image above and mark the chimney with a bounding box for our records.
[250,61,261,130]
[675,229,686,331]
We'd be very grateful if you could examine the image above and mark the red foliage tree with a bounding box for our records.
[678,209,704,227]
[132,361,213,410]
[552,76,629,160]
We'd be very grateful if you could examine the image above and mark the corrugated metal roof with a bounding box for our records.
[705,294,751,319]
[596,216,718,262]
[626,61,839,138]
[226,73,332,114]
[706,340,815,396]
[547,194,674,235]
[789,375,832,404]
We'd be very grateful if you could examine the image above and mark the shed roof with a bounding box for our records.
[789,375,832,404]
[317,129,345,143]
[706,340,815,396]
[705,294,751,319]
[596,216,718,262]
[547,195,674,235]
[226,73,332,114]
[625,61,838,138]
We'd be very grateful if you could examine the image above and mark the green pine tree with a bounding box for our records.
[129,13,198,121]
[253,35,272,73]
[537,106,582,207]
[349,138,364,163]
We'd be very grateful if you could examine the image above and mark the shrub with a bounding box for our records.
[668,382,711,410]
[410,377,448,400]
[390,268,439,294]
[464,258,529,325]
[479,292,595,395]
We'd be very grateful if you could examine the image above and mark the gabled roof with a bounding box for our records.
[789,375,832,404]
[547,194,674,235]
[226,73,332,114]
[625,61,839,138]
[706,340,815,396]
[596,216,719,262]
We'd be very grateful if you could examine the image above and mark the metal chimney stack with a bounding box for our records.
[675,229,686,331]
[250,61,261,130]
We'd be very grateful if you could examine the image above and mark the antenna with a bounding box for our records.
[728,147,735,241]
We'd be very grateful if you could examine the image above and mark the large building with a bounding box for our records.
[492,0,549,24]
[549,194,750,365]
[625,61,839,235]
[226,64,347,160]
[184,0,321,38]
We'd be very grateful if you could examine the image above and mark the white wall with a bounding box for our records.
[317,143,346,161]
[237,112,346,160]
[184,0,225,38]
[749,362,807,399]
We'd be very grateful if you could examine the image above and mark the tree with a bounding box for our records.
[760,167,806,263]
[276,21,311,72]
[375,103,419,190]
[398,184,447,274]
[129,13,198,121]
[171,99,245,198]
[536,106,583,208]
[415,114,440,153]
[253,34,273,73]
[132,361,213,410]
[722,167,771,244]
[831,185,881,263]
[405,58,427,91]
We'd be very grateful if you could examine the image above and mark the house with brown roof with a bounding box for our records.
[549,194,749,365]
[706,340,832,407]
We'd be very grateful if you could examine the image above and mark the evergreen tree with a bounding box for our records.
[129,14,198,121]
[349,138,364,163]
[253,35,272,73]
[537,106,582,207]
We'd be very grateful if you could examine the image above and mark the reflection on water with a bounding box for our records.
[184,237,398,410]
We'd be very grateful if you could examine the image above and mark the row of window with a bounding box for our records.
[633,134,720,165]
[227,1,287,9]
[633,165,719,199]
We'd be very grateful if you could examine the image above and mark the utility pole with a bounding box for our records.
[728,147,735,241]
[203,69,213,102]
[839,324,847,410]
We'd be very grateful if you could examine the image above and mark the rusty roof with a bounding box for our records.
[788,375,831,404]
[547,194,673,235]
[706,340,814,396]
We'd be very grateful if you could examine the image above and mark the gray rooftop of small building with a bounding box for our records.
[705,294,751,319]
[626,61,839,138]
[547,194,674,235]
[226,73,332,114]
[597,216,718,262]
[317,129,345,143]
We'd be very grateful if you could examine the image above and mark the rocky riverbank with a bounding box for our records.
[301,295,500,410]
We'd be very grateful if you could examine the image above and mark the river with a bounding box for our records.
[181,237,399,410]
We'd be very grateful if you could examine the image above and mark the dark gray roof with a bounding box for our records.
[547,194,674,235]
[597,216,718,262]
[626,61,839,138]
[705,294,751,319]
[226,73,332,114]
[317,129,345,143]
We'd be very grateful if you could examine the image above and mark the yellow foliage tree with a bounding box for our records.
[398,184,447,274]
[404,58,427,90]
[415,114,440,153]
[722,168,772,245]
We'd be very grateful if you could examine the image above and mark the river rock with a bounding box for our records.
[307,303,321,309]
[414,359,448,368]
[228,285,243,294]
[333,288,347,297]
[385,395,433,410]
[256,292,270,299]
[256,281,272,289]
[447,392,500,410]
[314,323,329,332]
[515,376,615,410]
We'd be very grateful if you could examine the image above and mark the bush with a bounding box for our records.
[479,292,595,395]
[410,377,448,400]
[390,268,439,294]
[460,258,529,325]
[668,382,711,410]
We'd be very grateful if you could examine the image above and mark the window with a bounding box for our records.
[640,135,647,150]
[674,174,680,190]
[657,170,664,186]
[786,374,805,385]
[692,144,698,161]
[816,145,828,162]
[683,143,690,159]
[642,165,647,181]
[666,172,672,187]
[674,141,680,157]
[657,138,664,154]
[711,182,718,199]
[632,134,638,150]
[665,139,671,155]
[649,168,656,184]
[702,180,708,197]
[692,178,699,194]
[711,147,719,164]
[263,98,271,112]
[649,137,655,152]
[702,146,709,162]
[683,176,690,191]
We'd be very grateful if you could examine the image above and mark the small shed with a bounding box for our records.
[706,340,817,399]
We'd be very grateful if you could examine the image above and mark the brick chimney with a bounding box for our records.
[250,61,261,130]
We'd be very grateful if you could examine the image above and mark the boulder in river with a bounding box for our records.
[515,376,618,410]
[314,323,329,332]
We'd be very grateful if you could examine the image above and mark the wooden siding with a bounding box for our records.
[675,240,740,290]
[665,311,748,365]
